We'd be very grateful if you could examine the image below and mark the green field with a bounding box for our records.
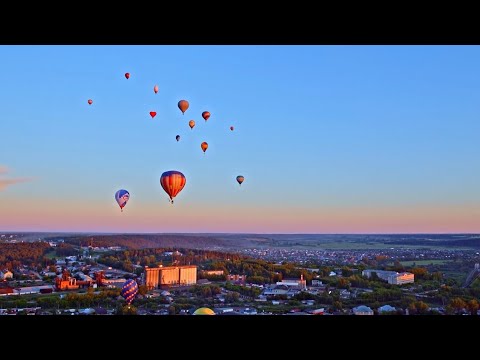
[267,241,465,250]
[44,250,57,259]
[399,260,451,266]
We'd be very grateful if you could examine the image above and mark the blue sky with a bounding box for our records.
[1,45,479,233]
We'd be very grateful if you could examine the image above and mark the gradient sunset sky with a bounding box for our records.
[1,45,479,233]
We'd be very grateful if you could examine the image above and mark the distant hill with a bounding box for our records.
[6,232,480,251]
[61,234,231,250]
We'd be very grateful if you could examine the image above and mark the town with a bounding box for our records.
[1,234,480,315]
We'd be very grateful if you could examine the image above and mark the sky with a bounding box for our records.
[1,45,480,234]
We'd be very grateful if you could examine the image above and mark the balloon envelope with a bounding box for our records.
[202,111,211,122]
[160,170,186,203]
[189,120,195,129]
[201,142,208,153]
[125,72,130,79]
[115,189,130,211]
[150,111,157,119]
[176,135,180,141]
[154,84,159,94]
[178,100,189,114]
[230,126,234,131]
[88,99,93,105]
[236,175,245,185]
[121,279,138,305]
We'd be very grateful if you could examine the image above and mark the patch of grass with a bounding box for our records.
[401,260,451,266]
[44,250,57,259]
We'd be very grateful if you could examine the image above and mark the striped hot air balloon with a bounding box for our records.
[121,279,138,305]
[160,170,186,204]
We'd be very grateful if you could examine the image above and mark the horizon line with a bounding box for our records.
[1,231,479,236]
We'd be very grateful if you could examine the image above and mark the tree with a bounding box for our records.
[137,285,148,296]
[415,301,429,314]
[449,297,467,314]
[467,299,479,315]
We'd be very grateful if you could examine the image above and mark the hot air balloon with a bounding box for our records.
[201,141,208,154]
[115,189,130,212]
[189,120,195,129]
[230,126,234,131]
[160,170,186,204]
[178,100,189,115]
[236,175,245,186]
[150,111,157,119]
[202,111,211,122]
[88,99,93,105]
[176,135,180,142]
[154,84,159,94]
[125,72,130,79]
[121,279,138,305]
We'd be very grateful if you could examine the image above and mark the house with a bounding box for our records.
[352,305,374,315]
[0,270,13,280]
[378,305,397,314]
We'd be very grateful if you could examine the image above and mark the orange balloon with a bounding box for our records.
[178,100,189,115]
[125,73,130,79]
[87,99,93,105]
[202,111,211,122]
[189,120,195,129]
[201,141,208,153]
[154,84,159,94]
[160,170,186,204]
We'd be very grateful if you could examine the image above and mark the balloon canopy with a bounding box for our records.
[121,279,138,305]
[236,175,245,185]
[202,111,211,122]
[193,307,215,315]
[178,100,189,115]
[160,170,186,204]
[115,189,130,212]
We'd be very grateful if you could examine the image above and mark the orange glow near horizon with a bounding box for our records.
[1,198,479,233]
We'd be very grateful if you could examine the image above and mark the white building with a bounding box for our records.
[378,305,397,314]
[362,269,414,285]
[276,275,307,290]
[353,305,374,315]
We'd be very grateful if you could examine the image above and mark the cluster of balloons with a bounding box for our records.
[89,71,245,212]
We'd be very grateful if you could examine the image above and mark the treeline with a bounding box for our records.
[0,242,51,270]
[63,234,230,250]
[383,237,480,248]
[98,248,248,273]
